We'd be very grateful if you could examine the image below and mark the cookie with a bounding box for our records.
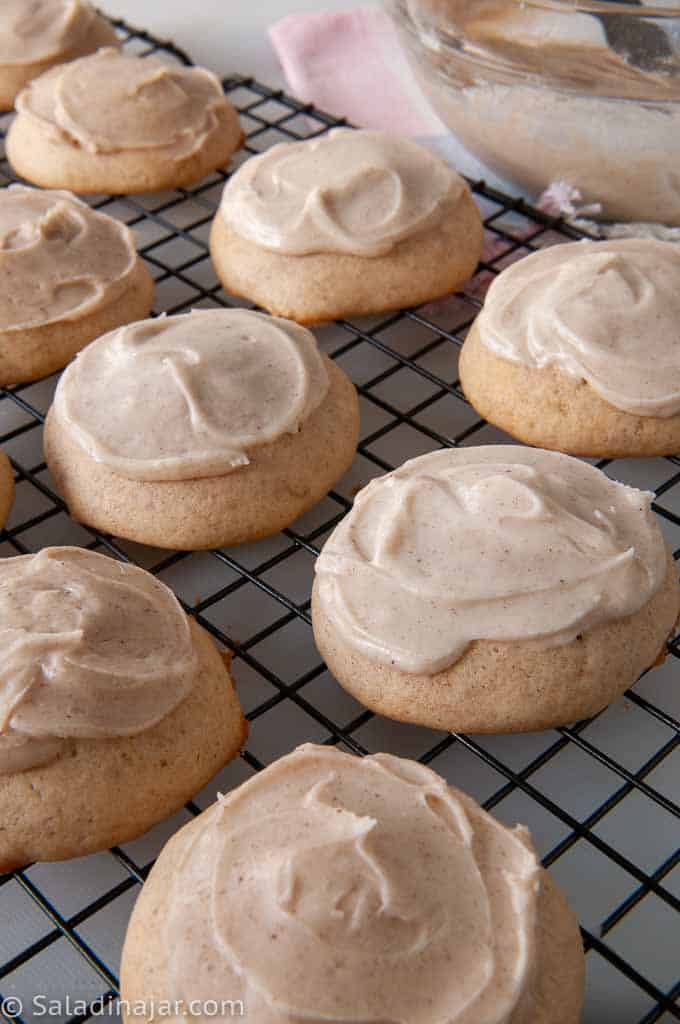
[0,185,154,386]
[0,0,118,111]
[44,309,359,550]
[210,128,483,324]
[120,743,584,1024]
[459,239,680,457]
[313,445,679,733]
[0,450,14,530]
[0,547,246,872]
[7,48,243,194]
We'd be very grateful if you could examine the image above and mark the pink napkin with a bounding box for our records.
[269,7,444,136]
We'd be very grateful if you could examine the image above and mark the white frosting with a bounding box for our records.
[476,239,680,417]
[0,0,115,66]
[16,48,230,161]
[0,547,197,774]
[219,128,467,256]
[52,309,330,482]
[315,446,667,674]
[0,184,138,331]
[162,743,542,1023]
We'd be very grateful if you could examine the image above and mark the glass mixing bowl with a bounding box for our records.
[386,0,680,223]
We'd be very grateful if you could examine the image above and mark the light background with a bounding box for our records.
[104,1,375,87]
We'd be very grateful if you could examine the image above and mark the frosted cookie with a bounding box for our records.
[460,239,680,457]
[313,445,679,733]
[0,185,154,386]
[0,0,118,112]
[0,547,246,872]
[44,309,359,550]
[7,48,243,194]
[0,451,14,529]
[210,128,483,323]
[120,743,585,1024]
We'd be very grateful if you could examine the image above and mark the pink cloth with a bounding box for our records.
[269,7,443,136]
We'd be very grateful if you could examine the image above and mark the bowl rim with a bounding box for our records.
[390,0,680,17]
[494,0,680,17]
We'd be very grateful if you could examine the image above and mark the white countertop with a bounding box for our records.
[105,0,374,87]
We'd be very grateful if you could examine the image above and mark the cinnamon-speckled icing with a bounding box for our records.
[314,446,667,674]
[52,309,330,481]
[0,547,197,775]
[164,743,542,1023]
[0,185,138,331]
[219,127,467,256]
[0,0,117,67]
[476,240,680,417]
[15,48,229,159]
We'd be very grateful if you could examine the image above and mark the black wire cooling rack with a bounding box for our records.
[0,16,678,1024]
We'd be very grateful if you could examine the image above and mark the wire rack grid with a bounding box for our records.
[0,16,678,1024]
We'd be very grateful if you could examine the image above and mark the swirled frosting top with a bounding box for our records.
[163,743,541,1024]
[219,128,467,256]
[0,0,117,67]
[0,184,138,331]
[314,446,667,674]
[53,309,330,482]
[16,48,229,158]
[476,239,680,418]
[0,547,197,775]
